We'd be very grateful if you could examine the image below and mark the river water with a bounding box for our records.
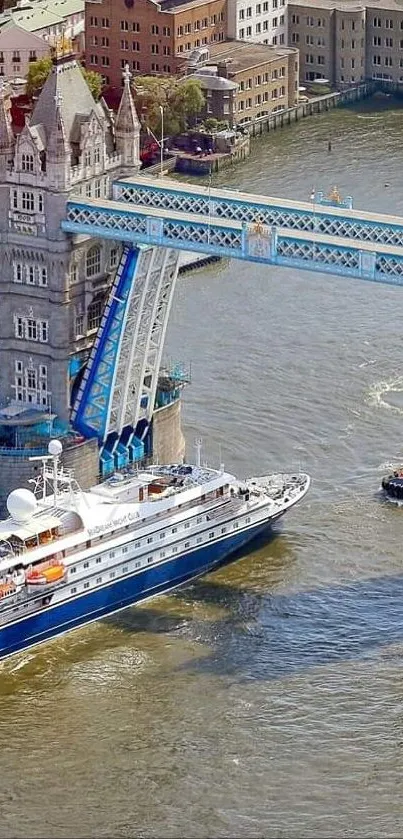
[3,99,403,838]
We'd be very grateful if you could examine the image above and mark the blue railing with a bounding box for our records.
[0,446,50,458]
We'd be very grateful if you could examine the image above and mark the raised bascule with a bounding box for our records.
[1,46,403,509]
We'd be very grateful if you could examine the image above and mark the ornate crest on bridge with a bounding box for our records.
[246,218,272,259]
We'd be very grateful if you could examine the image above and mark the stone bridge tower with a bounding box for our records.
[0,49,183,509]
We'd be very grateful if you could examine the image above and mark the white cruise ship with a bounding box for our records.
[0,441,310,660]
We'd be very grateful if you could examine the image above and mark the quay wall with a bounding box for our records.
[241,83,371,138]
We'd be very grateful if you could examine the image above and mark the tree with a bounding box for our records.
[133,76,205,138]
[26,57,103,101]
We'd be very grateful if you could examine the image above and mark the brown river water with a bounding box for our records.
[3,98,403,838]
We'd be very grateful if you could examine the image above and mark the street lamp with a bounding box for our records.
[159,105,164,178]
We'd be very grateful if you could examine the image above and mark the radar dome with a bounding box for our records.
[7,488,38,523]
[48,439,63,457]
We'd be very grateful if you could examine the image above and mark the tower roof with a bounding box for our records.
[115,64,140,135]
[30,53,105,145]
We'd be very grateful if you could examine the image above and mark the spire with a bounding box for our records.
[0,80,14,152]
[116,64,140,137]
[46,87,70,160]
[115,64,140,170]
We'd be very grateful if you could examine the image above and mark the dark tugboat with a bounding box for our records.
[381,469,403,502]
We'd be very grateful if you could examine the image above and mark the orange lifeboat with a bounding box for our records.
[0,581,17,600]
[26,558,66,588]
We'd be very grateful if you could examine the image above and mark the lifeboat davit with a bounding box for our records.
[26,558,66,590]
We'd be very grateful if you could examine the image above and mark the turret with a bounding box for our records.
[115,64,140,172]
[0,81,14,179]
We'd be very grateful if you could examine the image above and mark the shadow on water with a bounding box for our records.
[172,571,403,682]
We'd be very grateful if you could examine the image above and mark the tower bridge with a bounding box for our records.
[2,50,403,505]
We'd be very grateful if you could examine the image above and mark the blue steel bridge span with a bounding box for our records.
[62,176,403,474]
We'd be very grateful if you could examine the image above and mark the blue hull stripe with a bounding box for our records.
[0,521,271,660]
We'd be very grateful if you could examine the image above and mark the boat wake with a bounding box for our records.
[367,375,403,413]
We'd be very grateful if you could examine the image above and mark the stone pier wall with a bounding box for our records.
[152,398,186,465]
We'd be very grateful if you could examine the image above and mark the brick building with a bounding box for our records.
[85,0,227,92]
[200,41,299,123]
[288,0,403,87]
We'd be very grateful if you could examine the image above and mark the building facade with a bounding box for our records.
[288,0,403,87]
[85,0,227,92]
[227,0,288,48]
[0,23,50,80]
[201,41,299,123]
[0,47,141,503]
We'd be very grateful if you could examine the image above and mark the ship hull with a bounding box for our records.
[0,516,278,661]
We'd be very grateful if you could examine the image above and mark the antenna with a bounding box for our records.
[48,439,63,502]
[195,437,202,468]
[218,443,224,473]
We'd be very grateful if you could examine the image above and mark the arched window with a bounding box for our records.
[86,245,101,278]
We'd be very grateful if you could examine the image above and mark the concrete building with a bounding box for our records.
[0,23,50,80]
[288,0,403,87]
[0,0,84,42]
[0,0,84,80]
[227,0,288,48]
[195,41,299,123]
[85,0,227,92]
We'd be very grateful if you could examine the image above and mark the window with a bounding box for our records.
[21,153,34,172]
[110,247,118,268]
[96,557,102,564]
[14,316,48,343]
[96,576,102,584]
[75,314,84,337]
[71,587,77,594]
[13,263,23,283]
[84,581,90,589]
[386,18,393,28]
[86,246,101,278]
[84,561,89,568]
[87,300,103,331]
[121,19,129,30]
[22,191,34,212]
[373,16,381,27]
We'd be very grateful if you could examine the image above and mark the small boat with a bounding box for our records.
[381,470,403,502]
[26,559,66,590]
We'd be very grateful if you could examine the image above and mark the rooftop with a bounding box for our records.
[206,40,298,73]
[161,0,225,13]
[0,0,84,33]
[186,71,238,90]
[288,0,403,10]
